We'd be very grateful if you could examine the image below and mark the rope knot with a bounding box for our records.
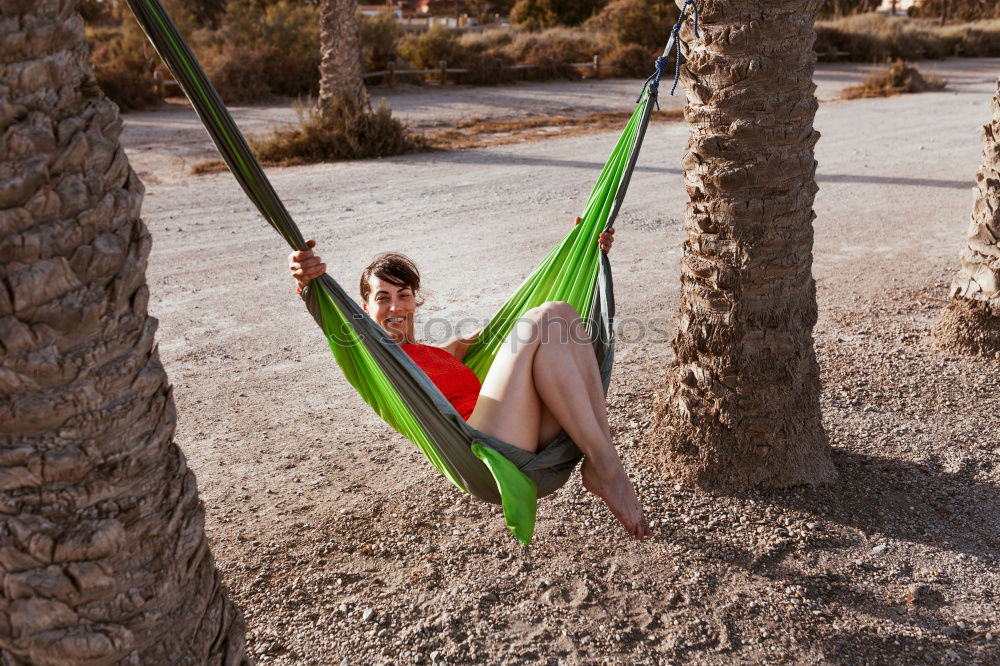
[635,0,700,107]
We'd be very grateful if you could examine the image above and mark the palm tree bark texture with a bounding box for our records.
[932,80,1000,355]
[652,0,837,491]
[318,0,369,114]
[0,1,247,663]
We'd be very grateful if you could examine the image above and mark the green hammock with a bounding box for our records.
[126,0,662,545]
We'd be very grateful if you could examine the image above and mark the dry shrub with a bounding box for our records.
[251,96,426,165]
[358,9,403,72]
[506,27,601,64]
[501,27,600,80]
[940,21,1000,56]
[518,52,582,81]
[79,0,115,24]
[93,61,161,111]
[190,159,227,175]
[607,43,656,78]
[212,0,319,54]
[398,25,468,70]
[198,0,320,102]
[396,25,598,85]
[460,52,518,85]
[204,45,272,102]
[589,0,679,51]
[815,13,950,61]
[510,0,605,30]
[460,29,515,54]
[457,30,518,84]
[842,59,947,99]
[815,13,1000,61]
[89,42,161,112]
[509,0,557,31]
[426,109,684,151]
[205,44,319,104]
[913,0,1000,22]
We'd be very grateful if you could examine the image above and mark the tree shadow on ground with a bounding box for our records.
[761,449,992,657]
[817,173,972,189]
[766,448,999,562]
[407,150,682,175]
[408,151,974,192]
[647,448,997,662]
[817,625,964,665]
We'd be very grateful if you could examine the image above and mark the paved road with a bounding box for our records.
[121,59,998,184]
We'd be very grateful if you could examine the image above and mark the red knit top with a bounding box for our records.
[402,343,481,420]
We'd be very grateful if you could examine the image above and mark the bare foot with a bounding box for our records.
[580,457,653,540]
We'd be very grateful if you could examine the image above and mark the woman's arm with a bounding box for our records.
[289,240,326,292]
[440,328,481,362]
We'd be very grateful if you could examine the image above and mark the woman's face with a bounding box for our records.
[362,276,417,344]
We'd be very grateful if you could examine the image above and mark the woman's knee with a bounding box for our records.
[526,301,579,323]
[546,301,579,321]
[521,302,581,345]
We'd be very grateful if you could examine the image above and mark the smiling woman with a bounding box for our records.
[359,252,423,345]
[286,231,655,541]
[355,253,483,422]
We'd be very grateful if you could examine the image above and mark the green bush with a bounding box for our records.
[589,0,679,50]
[358,10,403,72]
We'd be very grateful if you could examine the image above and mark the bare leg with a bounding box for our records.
[467,302,650,539]
[526,307,612,449]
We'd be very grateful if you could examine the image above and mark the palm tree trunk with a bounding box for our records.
[932,81,1000,355]
[318,0,369,114]
[652,0,836,491]
[0,1,247,662]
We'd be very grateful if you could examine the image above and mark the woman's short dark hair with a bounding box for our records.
[360,252,424,305]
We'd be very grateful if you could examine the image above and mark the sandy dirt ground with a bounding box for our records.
[125,60,1000,664]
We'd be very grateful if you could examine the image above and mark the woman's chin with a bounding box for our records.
[382,324,408,341]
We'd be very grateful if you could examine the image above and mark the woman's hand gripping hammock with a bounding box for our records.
[289,240,325,293]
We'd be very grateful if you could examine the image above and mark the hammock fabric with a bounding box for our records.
[126,0,662,545]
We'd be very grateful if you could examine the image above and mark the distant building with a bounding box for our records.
[358,4,403,18]
[399,0,464,15]
[877,0,923,15]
